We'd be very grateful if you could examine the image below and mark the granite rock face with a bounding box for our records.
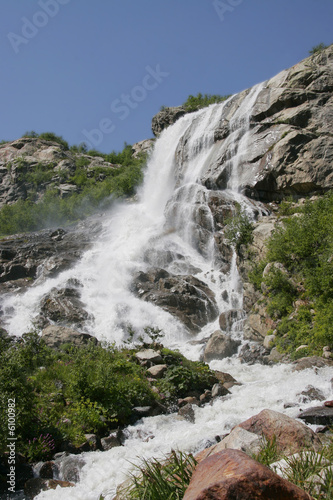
[153,45,333,202]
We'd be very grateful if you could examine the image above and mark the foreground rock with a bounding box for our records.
[183,449,313,500]
[238,409,321,455]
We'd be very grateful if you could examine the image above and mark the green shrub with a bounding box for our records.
[251,192,333,356]
[224,205,254,252]
[309,43,328,55]
[183,92,230,112]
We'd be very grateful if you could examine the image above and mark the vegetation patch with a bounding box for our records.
[249,192,333,357]
[0,333,216,463]
[182,92,230,113]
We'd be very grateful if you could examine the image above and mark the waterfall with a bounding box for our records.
[2,85,331,500]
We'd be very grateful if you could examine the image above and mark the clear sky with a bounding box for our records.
[1,0,332,153]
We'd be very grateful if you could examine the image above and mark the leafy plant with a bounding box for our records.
[25,433,56,462]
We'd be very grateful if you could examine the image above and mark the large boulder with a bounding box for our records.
[39,285,90,328]
[131,268,218,332]
[184,449,313,500]
[41,325,97,349]
[203,331,241,362]
[195,427,262,462]
[238,409,321,455]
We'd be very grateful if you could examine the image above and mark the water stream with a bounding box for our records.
[2,86,331,500]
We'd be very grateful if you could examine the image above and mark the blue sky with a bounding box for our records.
[1,0,332,152]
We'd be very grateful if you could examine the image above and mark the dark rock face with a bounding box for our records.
[298,405,333,425]
[131,268,218,332]
[0,217,102,295]
[39,285,90,329]
[151,106,186,136]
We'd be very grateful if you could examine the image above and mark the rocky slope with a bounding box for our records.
[153,45,333,201]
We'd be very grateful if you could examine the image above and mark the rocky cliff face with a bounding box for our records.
[153,45,333,202]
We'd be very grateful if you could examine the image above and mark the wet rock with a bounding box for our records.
[211,383,231,398]
[24,478,74,499]
[292,356,333,371]
[39,286,90,328]
[0,217,102,295]
[219,309,243,332]
[41,325,97,349]
[239,342,270,365]
[132,268,218,333]
[184,449,312,500]
[178,403,195,423]
[203,331,241,362]
[238,408,322,455]
[178,396,200,407]
[53,453,85,483]
[101,432,122,451]
[298,405,333,426]
[38,461,58,479]
[196,427,262,462]
[298,385,326,403]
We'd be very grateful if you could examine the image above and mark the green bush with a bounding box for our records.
[183,92,230,112]
[309,43,328,55]
[250,192,333,356]
[224,205,254,252]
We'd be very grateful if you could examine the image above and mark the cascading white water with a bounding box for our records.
[3,85,331,500]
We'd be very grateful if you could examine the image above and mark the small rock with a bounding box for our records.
[178,404,195,423]
[211,383,230,398]
[101,433,121,451]
[135,349,163,364]
[147,364,167,378]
